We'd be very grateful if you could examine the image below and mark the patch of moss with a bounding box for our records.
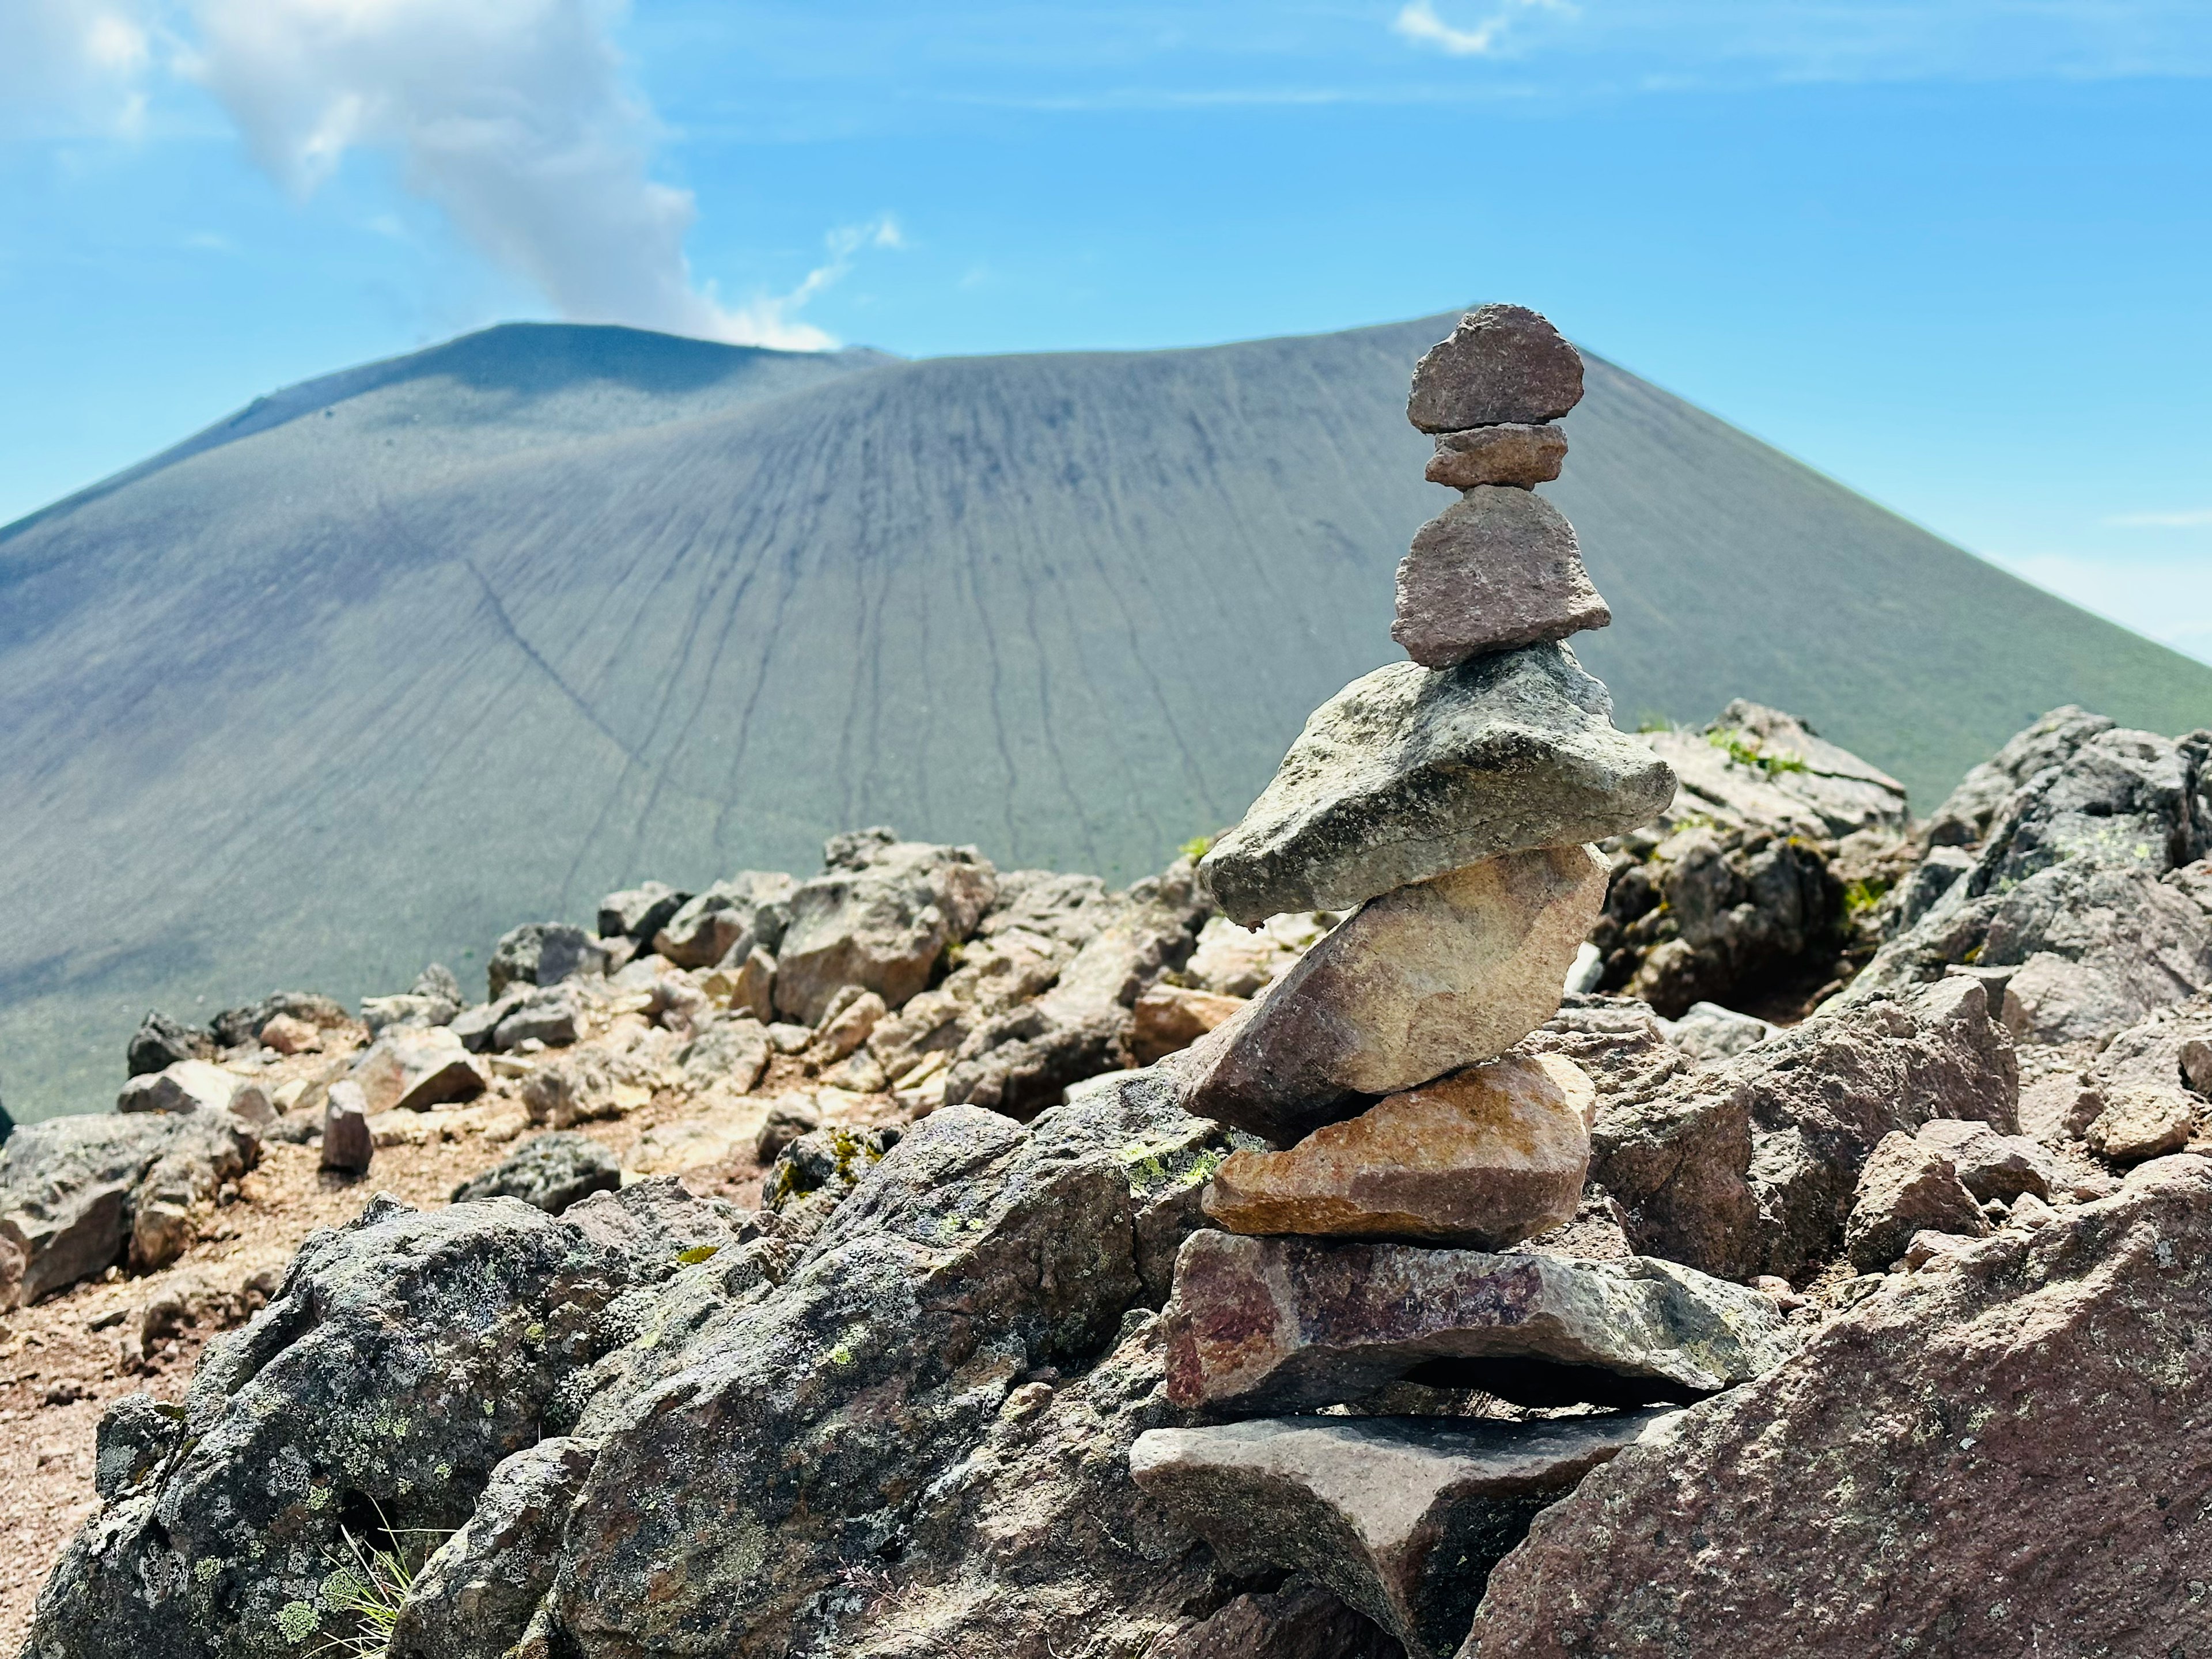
[1179,834,1214,863]
[1707,728,1809,778]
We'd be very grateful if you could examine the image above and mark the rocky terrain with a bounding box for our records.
[5,312,2212,1658]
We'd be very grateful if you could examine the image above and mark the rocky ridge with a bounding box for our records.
[6,309,2212,1658]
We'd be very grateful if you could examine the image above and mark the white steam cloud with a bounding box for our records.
[6,0,882,349]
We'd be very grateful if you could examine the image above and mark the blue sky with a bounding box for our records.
[4,1,2209,660]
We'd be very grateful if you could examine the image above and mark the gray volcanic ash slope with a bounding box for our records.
[2,313,2206,1121]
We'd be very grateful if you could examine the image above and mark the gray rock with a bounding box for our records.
[1198,644,1675,925]
[387,1437,600,1659]
[206,992,350,1051]
[1593,978,2018,1282]
[774,834,997,1025]
[1896,843,1974,929]
[24,1196,634,1659]
[1643,703,1913,840]
[321,1079,373,1173]
[487,922,608,1001]
[1392,487,1609,668]
[1156,1580,1403,1659]
[126,1011,212,1077]
[1425,422,1567,488]
[753,1097,821,1163]
[1664,1002,1773,1063]
[361,965,464,1037]
[558,1175,745,1281]
[1177,846,1607,1145]
[492,983,585,1051]
[679,1016,771,1093]
[452,1132,620,1214]
[1842,1131,1990,1272]
[652,871,796,969]
[1925,703,2118,847]
[92,1393,184,1501]
[1159,1229,1797,1413]
[596,881,689,944]
[763,1124,902,1214]
[1,1111,260,1309]
[1461,1154,2212,1658]
[944,861,1208,1119]
[1912,1116,2054,1202]
[116,1060,264,1119]
[1406,304,1584,433]
[1132,1411,1672,1659]
[548,1103,1143,1653]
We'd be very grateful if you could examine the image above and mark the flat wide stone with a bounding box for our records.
[1393,487,1610,668]
[1408,305,1584,433]
[1203,1054,1595,1246]
[1426,423,1567,489]
[1198,643,1676,925]
[1131,1411,1674,1659]
[1159,1229,1797,1412]
[1179,847,1607,1145]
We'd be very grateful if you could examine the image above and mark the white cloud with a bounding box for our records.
[2107,508,2212,528]
[0,0,156,134]
[1992,550,2212,665]
[1392,0,1571,58]
[176,0,872,348]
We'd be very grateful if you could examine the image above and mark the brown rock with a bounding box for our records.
[1158,1228,1797,1413]
[1131,984,1248,1065]
[350,1027,487,1115]
[1842,1131,1988,1273]
[2086,1086,2194,1163]
[1407,305,1584,433]
[1461,1154,2212,1658]
[1131,1411,1672,1659]
[1179,846,1607,1145]
[257,1013,320,1055]
[1392,488,1610,669]
[814,990,887,1062]
[1202,1054,1595,1246]
[1154,1579,1401,1659]
[1425,423,1567,489]
[321,1080,374,1174]
[701,946,775,1023]
[1912,1116,2053,1202]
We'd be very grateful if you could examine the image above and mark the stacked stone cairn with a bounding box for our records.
[1129,308,1804,1659]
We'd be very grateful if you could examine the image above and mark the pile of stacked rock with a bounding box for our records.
[1131,308,1802,1659]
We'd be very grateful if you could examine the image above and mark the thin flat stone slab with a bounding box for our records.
[1408,305,1584,433]
[1393,487,1610,668]
[1132,1411,1676,1659]
[1160,1229,1798,1412]
[1198,643,1676,925]
[1426,423,1567,489]
[1178,847,1607,1145]
[1202,1053,1596,1246]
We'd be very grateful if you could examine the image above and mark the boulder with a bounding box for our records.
[596,880,689,944]
[1592,978,2018,1282]
[1406,304,1583,432]
[1925,703,2118,847]
[652,871,796,970]
[1158,1229,1797,1413]
[25,1196,634,1659]
[944,859,1209,1119]
[548,1104,1143,1653]
[1200,1053,1595,1247]
[520,1051,651,1130]
[1178,846,1608,1145]
[1842,1131,1990,1273]
[362,964,465,1036]
[1130,983,1247,1066]
[1132,1411,1672,1659]
[815,988,888,1060]
[321,1080,373,1173]
[1461,1154,2212,1658]
[387,1437,600,1659]
[487,922,609,1001]
[116,1060,270,1124]
[679,1016,771,1093]
[1,1112,260,1308]
[703,945,776,1023]
[350,1025,487,1113]
[558,1176,745,1279]
[1911,1116,2054,1202]
[1198,643,1674,925]
[2085,1087,2194,1163]
[206,991,350,1051]
[1425,422,1568,488]
[452,1132,622,1214]
[126,1010,211,1077]
[1640,702,1913,840]
[1392,487,1610,668]
[774,833,997,1024]
[1662,1002,1773,1063]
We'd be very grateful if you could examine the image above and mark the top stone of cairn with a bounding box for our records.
[1406,304,1584,434]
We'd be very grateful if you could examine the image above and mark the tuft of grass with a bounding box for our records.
[1842,878,1889,916]
[312,1513,448,1658]
[1178,834,1214,863]
[1707,728,1809,778]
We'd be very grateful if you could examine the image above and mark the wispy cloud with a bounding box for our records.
[2107,508,2212,528]
[0,0,156,135]
[1392,0,1571,59]
[714,217,904,351]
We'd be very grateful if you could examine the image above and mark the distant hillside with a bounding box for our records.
[4,315,2209,1122]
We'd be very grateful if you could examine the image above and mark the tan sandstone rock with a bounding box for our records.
[1131,984,1248,1065]
[1179,846,1608,1145]
[1202,1052,1596,1245]
[1425,423,1567,489]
